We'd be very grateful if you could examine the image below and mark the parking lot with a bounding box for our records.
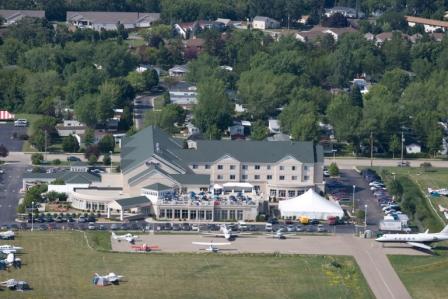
[0,163,27,225]
[0,122,27,151]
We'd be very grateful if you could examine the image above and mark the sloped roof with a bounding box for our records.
[114,196,150,208]
[0,10,45,20]
[23,171,100,184]
[406,16,448,28]
[143,183,172,191]
[66,11,160,24]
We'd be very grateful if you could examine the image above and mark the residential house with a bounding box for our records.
[406,143,422,154]
[0,10,45,26]
[228,124,245,140]
[406,16,448,33]
[297,15,310,25]
[174,22,198,39]
[324,6,365,19]
[56,120,87,137]
[252,16,280,30]
[168,64,189,77]
[296,26,357,43]
[66,11,160,31]
[168,81,197,109]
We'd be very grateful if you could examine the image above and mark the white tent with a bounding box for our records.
[278,189,344,220]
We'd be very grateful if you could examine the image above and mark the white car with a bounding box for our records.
[14,119,28,127]
[191,224,199,231]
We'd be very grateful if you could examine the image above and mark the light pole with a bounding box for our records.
[332,149,337,162]
[392,172,396,180]
[109,150,112,173]
[31,201,35,232]
[364,204,368,229]
[352,185,356,214]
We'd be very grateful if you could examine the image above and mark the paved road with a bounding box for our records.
[113,234,419,299]
[133,93,155,130]
[0,163,27,224]
[0,123,26,151]
[326,157,448,169]
[338,169,383,226]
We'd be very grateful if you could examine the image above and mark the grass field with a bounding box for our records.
[0,232,374,299]
[389,253,448,299]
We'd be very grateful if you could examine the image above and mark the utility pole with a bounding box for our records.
[370,131,373,167]
[400,130,404,167]
[44,130,48,162]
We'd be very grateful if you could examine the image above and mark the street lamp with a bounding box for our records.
[364,204,368,229]
[392,172,396,180]
[332,149,337,161]
[352,185,356,214]
[31,201,34,232]
[109,150,112,173]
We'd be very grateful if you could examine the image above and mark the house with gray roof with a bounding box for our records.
[121,126,324,200]
[0,10,45,26]
[252,16,280,30]
[66,11,160,31]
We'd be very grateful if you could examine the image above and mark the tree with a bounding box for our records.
[85,145,100,160]
[389,135,400,159]
[31,153,44,165]
[51,179,65,185]
[103,154,111,166]
[126,69,159,92]
[280,100,319,141]
[251,120,268,141]
[98,135,115,154]
[0,144,8,157]
[389,179,404,201]
[193,78,232,134]
[83,128,95,147]
[88,155,98,165]
[350,85,363,107]
[62,135,80,153]
[94,43,137,77]
[75,94,98,127]
[427,127,443,157]
[321,13,348,28]
[30,131,46,152]
[144,104,186,133]
[328,162,339,176]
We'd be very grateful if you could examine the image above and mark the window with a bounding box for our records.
[230,174,236,180]
[304,175,309,181]
[279,190,286,197]
[206,210,213,220]
[267,165,271,170]
[304,165,308,171]
[242,165,248,170]
[229,210,236,220]
[230,165,235,170]
[254,175,260,180]
[190,210,197,220]
[279,166,284,170]
[174,209,181,218]
[205,164,210,169]
[217,175,223,180]
[279,175,285,180]
[255,165,260,170]
[182,210,188,219]
[237,210,243,220]
[267,175,272,180]
[288,190,296,197]
[217,165,223,170]
[166,209,173,218]
[242,175,248,180]
[292,166,296,171]
[270,189,277,197]
[192,164,198,169]
[292,176,297,180]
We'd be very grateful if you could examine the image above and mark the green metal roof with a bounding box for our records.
[143,183,172,191]
[23,171,100,184]
[114,196,150,208]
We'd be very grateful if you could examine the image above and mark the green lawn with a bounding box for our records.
[0,232,374,299]
[389,252,448,299]
[15,113,44,152]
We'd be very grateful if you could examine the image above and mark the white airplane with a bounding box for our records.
[201,224,251,241]
[376,225,448,251]
[0,245,23,254]
[0,253,21,269]
[0,279,29,291]
[111,232,139,244]
[93,273,124,285]
[0,230,15,240]
[192,241,231,253]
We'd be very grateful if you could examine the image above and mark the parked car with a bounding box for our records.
[88,222,96,230]
[110,224,119,230]
[317,224,327,232]
[78,216,87,223]
[191,224,200,231]
[67,156,81,162]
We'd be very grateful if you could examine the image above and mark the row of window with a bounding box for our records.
[192,164,309,171]
[158,209,244,221]
[270,189,305,198]
[216,174,309,181]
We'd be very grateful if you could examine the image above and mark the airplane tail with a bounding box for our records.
[440,225,448,234]
[111,232,117,238]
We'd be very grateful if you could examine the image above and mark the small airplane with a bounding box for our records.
[201,224,251,241]
[266,229,296,240]
[0,253,21,270]
[131,243,160,252]
[0,279,29,291]
[93,273,124,285]
[0,245,23,254]
[192,241,231,253]
[111,232,139,244]
[0,231,15,240]
[376,224,448,251]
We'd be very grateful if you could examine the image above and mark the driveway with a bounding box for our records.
[133,93,155,130]
[0,123,26,151]
[0,163,27,225]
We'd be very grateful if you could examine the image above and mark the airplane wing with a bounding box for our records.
[233,232,253,235]
[192,242,231,246]
[407,242,433,251]
[201,232,224,237]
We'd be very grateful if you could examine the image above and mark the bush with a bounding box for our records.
[88,155,98,165]
[328,162,339,176]
[53,159,61,165]
[103,154,111,166]
[31,153,44,165]
[420,162,432,172]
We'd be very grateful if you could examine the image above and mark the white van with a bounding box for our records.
[265,223,273,231]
